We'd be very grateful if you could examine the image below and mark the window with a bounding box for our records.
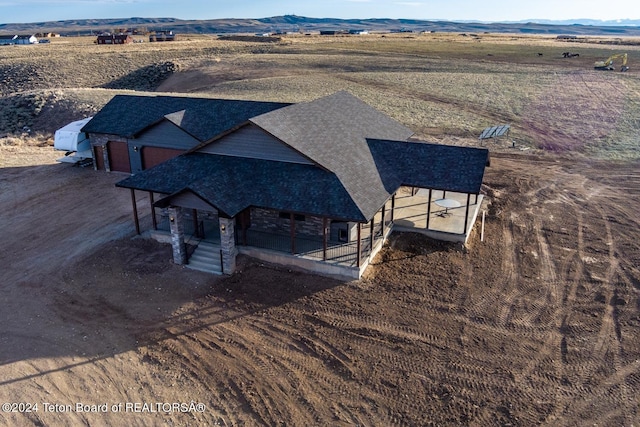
[279,212,306,221]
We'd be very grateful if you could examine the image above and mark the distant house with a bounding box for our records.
[0,35,16,45]
[149,31,176,42]
[16,34,38,44]
[0,34,38,45]
[83,92,489,279]
[320,30,347,36]
[35,32,60,38]
[97,34,133,45]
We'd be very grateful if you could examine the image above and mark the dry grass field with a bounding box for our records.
[1,33,640,426]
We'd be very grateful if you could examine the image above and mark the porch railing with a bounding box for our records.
[239,229,359,266]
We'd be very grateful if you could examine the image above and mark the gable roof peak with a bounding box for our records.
[248,91,415,219]
[164,109,186,126]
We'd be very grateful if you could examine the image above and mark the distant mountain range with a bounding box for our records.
[520,19,640,27]
[1,15,639,36]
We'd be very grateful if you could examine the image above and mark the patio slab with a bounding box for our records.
[393,188,485,243]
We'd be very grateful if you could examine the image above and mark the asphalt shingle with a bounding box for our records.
[114,92,489,222]
[117,153,365,221]
[250,91,415,220]
[82,94,290,141]
[367,139,489,194]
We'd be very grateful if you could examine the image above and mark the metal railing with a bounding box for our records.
[244,229,292,253]
[239,229,360,266]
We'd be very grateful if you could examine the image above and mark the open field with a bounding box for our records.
[1,33,640,426]
[2,33,640,157]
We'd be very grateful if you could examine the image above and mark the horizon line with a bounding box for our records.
[1,15,639,27]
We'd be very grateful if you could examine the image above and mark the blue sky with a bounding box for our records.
[0,0,636,25]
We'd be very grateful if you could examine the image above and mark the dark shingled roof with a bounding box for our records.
[117,153,365,221]
[367,139,489,194]
[81,94,290,141]
[115,92,489,222]
[250,91,415,221]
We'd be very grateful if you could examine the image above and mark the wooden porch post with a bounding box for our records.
[149,192,157,230]
[290,213,296,254]
[192,209,199,238]
[463,193,471,235]
[356,224,362,268]
[426,189,432,230]
[381,204,386,236]
[475,193,479,204]
[370,218,374,252]
[242,210,248,246]
[322,217,328,261]
[391,193,395,222]
[130,189,140,235]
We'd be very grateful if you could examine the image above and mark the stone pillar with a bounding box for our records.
[219,216,238,274]
[168,206,187,265]
[102,144,111,172]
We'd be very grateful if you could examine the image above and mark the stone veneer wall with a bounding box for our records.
[219,217,237,274]
[168,206,187,264]
[250,207,324,237]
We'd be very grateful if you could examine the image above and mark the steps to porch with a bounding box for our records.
[186,241,222,274]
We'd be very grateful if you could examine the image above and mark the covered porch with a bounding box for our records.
[123,183,485,279]
[392,187,485,243]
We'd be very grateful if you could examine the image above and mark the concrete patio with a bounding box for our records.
[392,187,485,243]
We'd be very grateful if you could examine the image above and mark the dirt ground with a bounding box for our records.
[1,143,639,426]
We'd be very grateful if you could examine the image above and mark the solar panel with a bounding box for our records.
[479,124,510,140]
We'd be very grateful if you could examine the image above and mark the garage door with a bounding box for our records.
[93,145,105,171]
[142,147,183,170]
[107,141,131,173]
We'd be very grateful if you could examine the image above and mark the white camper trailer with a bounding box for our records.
[54,117,93,164]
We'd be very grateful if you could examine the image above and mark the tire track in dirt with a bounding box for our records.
[544,169,640,424]
[515,236,563,381]
[491,164,602,419]
[592,202,621,356]
[184,307,402,425]
[154,321,325,426]
[510,214,569,410]
[553,359,640,426]
[290,311,433,426]
[497,220,521,328]
[313,309,443,348]
[309,293,559,425]
[461,214,530,333]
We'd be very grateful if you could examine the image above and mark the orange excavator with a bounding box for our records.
[594,53,629,72]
